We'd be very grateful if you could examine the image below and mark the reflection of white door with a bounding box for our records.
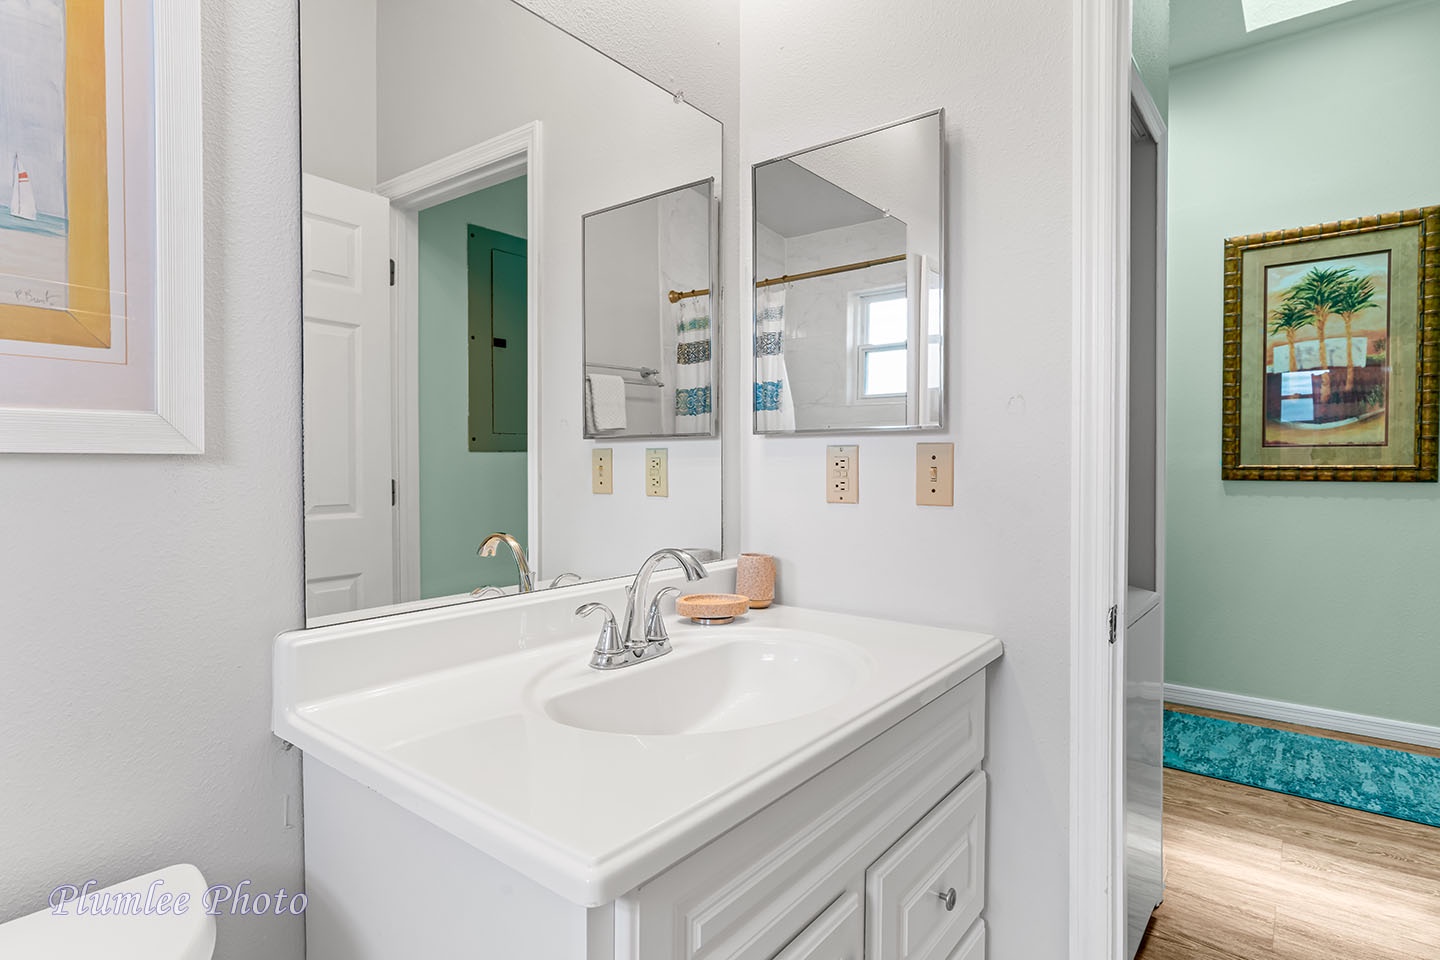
[302,174,394,619]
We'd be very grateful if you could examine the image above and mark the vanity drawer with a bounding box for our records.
[771,890,862,960]
[947,920,985,960]
[865,772,987,960]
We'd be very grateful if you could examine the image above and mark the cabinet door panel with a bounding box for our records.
[866,773,986,960]
[772,891,862,960]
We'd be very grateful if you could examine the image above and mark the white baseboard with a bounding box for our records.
[1165,683,1440,751]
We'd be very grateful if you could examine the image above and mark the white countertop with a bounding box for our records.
[274,594,1000,906]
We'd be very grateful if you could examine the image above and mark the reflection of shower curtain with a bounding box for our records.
[754,287,795,431]
[673,297,713,434]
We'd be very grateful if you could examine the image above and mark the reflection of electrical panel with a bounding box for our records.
[827,445,859,504]
[592,449,613,494]
[646,448,668,498]
[916,442,954,506]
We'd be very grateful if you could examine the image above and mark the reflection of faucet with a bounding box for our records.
[477,533,534,593]
[470,585,506,599]
[576,548,707,671]
[548,572,583,590]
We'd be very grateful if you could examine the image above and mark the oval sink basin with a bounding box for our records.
[538,631,871,736]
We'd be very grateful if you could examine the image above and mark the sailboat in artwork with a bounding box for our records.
[10,154,37,221]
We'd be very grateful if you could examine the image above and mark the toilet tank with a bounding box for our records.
[0,864,216,960]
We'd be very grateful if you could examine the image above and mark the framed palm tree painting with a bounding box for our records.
[1221,206,1439,481]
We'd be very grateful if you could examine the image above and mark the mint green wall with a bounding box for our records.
[418,177,529,598]
[1166,1,1440,726]
[1132,0,1168,119]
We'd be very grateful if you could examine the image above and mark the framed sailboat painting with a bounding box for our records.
[0,0,203,453]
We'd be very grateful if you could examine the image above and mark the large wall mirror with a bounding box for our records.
[299,0,724,625]
[752,112,945,434]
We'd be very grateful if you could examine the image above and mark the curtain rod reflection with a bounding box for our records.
[756,253,907,290]
[667,287,710,304]
[586,361,665,388]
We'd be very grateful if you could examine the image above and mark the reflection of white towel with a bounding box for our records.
[585,374,627,432]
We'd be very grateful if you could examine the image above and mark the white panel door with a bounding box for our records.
[302,173,394,619]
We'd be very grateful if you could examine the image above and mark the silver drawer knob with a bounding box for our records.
[936,887,957,911]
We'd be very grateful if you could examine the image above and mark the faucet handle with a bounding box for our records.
[575,602,624,657]
[645,586,682,643]
[548,572,583,589]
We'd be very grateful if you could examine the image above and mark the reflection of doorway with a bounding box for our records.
[383,123,542,606]
[415,184,528,599]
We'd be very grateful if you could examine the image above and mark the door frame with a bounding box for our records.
[1070,0,1134,956]
[377,122,544,603]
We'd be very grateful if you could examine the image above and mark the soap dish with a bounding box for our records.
[676,593,750,625]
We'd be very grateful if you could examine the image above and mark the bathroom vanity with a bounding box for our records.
[274,567,1001,959]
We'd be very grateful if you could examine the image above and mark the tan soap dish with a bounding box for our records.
[675,593,750,625]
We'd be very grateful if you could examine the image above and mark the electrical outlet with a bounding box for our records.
[592,448,613,494]
[645,448,669,497]
[916,442,954,506]
[826,445,859,504]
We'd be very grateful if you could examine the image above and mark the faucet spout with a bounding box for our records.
[621,548,708,646]
[478,532,535,593]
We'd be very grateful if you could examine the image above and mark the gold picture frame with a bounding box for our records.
[1221,206,1439,482]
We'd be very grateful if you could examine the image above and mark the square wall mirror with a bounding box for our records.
[752,111,946,434]
[583,178,718,439]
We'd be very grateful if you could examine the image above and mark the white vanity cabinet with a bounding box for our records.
[617,673,988,960]
[281,595,1000,960]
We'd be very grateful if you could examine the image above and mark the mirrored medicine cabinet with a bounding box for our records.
[752,111,947,434]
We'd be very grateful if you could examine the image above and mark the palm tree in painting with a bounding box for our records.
[1268,299,1315,373]
[1332,273,1379,390]
[1286,267,1351,373]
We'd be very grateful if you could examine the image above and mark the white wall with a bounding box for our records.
[738,2,1074,958]
[375,0,724,580]
[299,0,377,189]
[0,1,306,958]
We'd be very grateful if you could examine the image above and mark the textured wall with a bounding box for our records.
[0,1,306,958]
[1166,0,1440,726]
[1132,0,1169,118]
[737,2,1074,958]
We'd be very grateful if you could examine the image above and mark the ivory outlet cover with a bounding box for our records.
[646,448,669,498]
[826,445,859,504]
[916,442,954,506]
[592,448,613,494]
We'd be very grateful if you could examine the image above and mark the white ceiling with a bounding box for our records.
[1170,0,1425,67]
[753,159,887,239]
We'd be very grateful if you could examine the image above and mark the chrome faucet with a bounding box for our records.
[576,547,707,670]
[477,532,534,594]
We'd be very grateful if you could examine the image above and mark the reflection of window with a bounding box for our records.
[854,286,943,399]
[857,289,908,398]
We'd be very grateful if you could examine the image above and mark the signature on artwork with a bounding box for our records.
[12,287,61,307]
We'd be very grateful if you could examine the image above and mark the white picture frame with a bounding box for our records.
[0,0,203,454]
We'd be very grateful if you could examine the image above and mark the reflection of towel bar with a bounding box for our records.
[587,362,664,388]
[668,287,710,304]
[756,253,907,289]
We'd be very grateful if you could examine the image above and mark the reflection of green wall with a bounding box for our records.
[418,176,528,598]
[1132,0,1168,119]
[1167,2,1440,727]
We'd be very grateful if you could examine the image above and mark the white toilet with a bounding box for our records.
[0,864,215,959]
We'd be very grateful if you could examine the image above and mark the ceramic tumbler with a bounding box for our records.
[735,552,776,609]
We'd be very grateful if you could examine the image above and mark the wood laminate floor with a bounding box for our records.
[1136,705,1440,960]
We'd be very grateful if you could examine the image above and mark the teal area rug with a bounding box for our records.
[1163,709,1440,828]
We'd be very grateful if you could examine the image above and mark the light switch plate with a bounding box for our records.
[645,448,668,497]
[592,448,613,494]
[827,445,859,504]
[916,442,954,506]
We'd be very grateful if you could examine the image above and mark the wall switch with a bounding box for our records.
[592,448,613,494]
[916,442,954,506]
[645,448,669,497]
[826,445,859,504]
